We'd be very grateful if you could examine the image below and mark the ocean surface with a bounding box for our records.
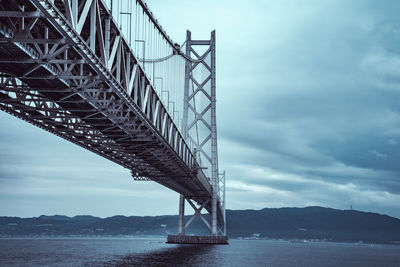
[0,238,399,266]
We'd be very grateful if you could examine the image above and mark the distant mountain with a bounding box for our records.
[1,207,399,244]
[227,206,400,243]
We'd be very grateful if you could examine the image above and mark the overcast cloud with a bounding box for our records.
[1,0,400,218]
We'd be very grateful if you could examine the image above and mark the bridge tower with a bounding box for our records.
[168,30,227,244]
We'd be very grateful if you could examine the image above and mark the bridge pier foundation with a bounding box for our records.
[168,196,228,245]
[167,235,228,245]
[169,195,228,245]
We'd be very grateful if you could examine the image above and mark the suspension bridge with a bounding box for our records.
[0,0,227,244]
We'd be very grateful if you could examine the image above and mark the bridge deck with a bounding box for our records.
[0,0,224,227]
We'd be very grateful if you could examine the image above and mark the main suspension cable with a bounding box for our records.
[138,38,213,64]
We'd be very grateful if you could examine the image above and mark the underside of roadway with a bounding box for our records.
[0,0,224,227]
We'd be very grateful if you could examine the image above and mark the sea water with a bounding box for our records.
[0,238,399,266]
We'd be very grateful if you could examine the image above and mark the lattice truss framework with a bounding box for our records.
[0,0,225,232]
[0,0,213,198]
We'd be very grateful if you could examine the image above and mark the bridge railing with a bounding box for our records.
[35,0,197,174]
[105,0,188,137]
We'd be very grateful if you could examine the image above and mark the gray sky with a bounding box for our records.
[1,0,400,218]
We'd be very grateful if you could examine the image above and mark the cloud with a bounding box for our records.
[369,149,388,160]
[1,0,400,219]
[212,0,400,217]
[225,162,400,216]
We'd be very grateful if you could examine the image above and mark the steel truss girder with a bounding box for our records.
[35,0,196,172]
[0,0,214,203]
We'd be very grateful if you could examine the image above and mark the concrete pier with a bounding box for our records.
[167,235,229,244]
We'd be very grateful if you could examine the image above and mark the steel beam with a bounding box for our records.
[0,0,225,236]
